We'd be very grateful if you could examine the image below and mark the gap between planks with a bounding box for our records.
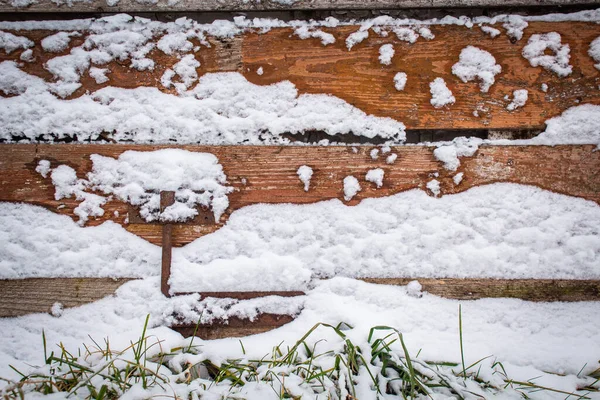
[1,277,598,318]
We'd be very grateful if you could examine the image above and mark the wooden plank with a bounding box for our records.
[242,22,600,130]
[160,191,175,297]
[0,278,133,317]
[0,0,595,13]
[1,278,597,318]
[1,22,600,130]
[361,278,600,302]
[171,314,295,340]
[0,144,598,246]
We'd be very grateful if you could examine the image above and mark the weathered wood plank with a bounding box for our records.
[1,22,600,130]
[361,278,600,302]
[171,314,295,340]
[0,278,133,317]
[0,0,595,13]
[242,22,600,130]
[2,278,598,319]
[0,144,598,246]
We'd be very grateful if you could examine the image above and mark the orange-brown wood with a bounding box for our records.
[0,144,598,246]
[242,22,600,130]
[160,191,175,297]
[1,22,600,130]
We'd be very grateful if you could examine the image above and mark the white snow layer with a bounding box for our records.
[297,165,313,191]
[522,32,572,77]
[41,31,77,52]
[507,89,529,111]
[39,149,233,224]
[426,179,441,196]
[429,77,455,108]
[0,202,160,279]
[393,72,407,91]
[528,103,600,147]
[451,46,502,93]
[480,25,501,38]
[4,184,597,285]
[0,65,406,144]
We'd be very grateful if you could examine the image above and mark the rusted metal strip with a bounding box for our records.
[160,190,175,297]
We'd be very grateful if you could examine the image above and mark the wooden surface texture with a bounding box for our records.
[1,22,600,130]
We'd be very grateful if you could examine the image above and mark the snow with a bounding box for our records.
[342,176,361,201]
[541,83,549,92]
[88,66,109,84]
[406,280,423,298]
[19,48,34,62]
[50,302,64,317]
[453,172,464,185]
[452,46,502,93]
[386,153,398,164]
[293,26,335,46]
[589,36,600,70]
[345,28,368,50]
[0,68,405,144]
[41,31,76,52]
[507,89,529,111]
[418,26,435,40]
[256,66,263,75]
[433,137,481,171]
[393,27,419,43]
[365,168,384,188]
[369,148,379,159]
[527,103,600,147]
[0,202,160,279]
[426,179,441,196]
[502,15,528,41]
[393,72,407,91]
[297,165,313,191]
[39,150,233,224]
[378,43,394,65]
[160,54,200,94]
[156,32,193,55]
[0,30,33,54]
[522,32,572,77]
[429,77,455,108]
[480,25,501,38]
[35,160,51,178]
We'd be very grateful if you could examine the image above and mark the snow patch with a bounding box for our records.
[0,30,33,54]
[378,43,394,65]
[507,89,529,111]
[452,46,502,93]
[588,36,600,70]
[393,72,407,91]
[503,15,528,41]
[426,179,441,197]
[41,31,77,53]
[480,25,501,38]
[365,168,384,188]
[89,67,109,84]
[293,26,335,46]
[343,176,361,201]
[429,78,455,108]
[406,280,423,298]
[386,153,398,164]
[433,137,481,171]
[522,32,572,77]
[297,165,313,192]
[453,172,464,185]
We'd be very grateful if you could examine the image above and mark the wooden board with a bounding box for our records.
[2,277,598,318]
[0,277,133,317]
[1,22,600,130]
[0,0,595,13]
[0,144,598,246]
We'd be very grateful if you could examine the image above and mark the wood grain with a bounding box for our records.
[242,22,600,130]
[362,278,600,302]
[1,22,600,130]
[2,277,598,319]
[0,0,594,13]
[0,144,598,246]
[0,278,133,317]
[171,314,295,340]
